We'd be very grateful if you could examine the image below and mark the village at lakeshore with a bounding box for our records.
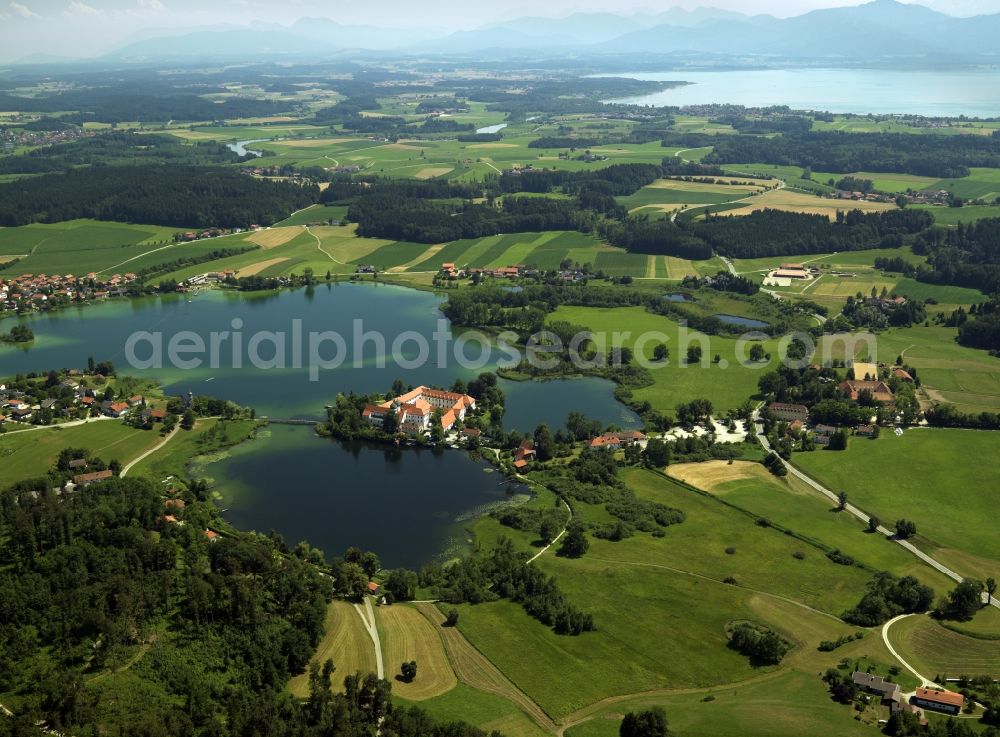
[3,49,1000,737]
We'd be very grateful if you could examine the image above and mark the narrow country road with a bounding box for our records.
[120,425,179,477]
[527,499,572,564]
[355,596,385,679]
[753,411,998,609]
[881,614,939,688]
[4,415,116,434]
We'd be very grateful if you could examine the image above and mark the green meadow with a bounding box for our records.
[0,219,186,276]
[549,305,780,413]
[0,421,164,486]
[457,468,880,720]
[794,429,1000,580]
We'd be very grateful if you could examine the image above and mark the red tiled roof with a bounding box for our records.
[914,688,964,708]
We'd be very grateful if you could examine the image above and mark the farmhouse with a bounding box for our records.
[852,672,901,707]
[514,440,536,463]
[839,379,895,404]
[893,367,914,383]
[588,431,647,450]
[911,687,964,715]
[362,386,476,434]
[767,402,809,423]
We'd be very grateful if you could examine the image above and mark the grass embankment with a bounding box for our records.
[794,429,1000,580]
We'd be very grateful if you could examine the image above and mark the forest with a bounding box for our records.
[0,90,293,124]
[0,132,248,175]
[349,194,593,243]
[701,130,1000,178]
[688,208,934,258]
[0,165,318,228]
[0,475,501,736]
[912,217,1000,293]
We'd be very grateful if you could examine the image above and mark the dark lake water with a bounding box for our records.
[207,424,527,567]
[0,283,639,564]
[714,313,769,329]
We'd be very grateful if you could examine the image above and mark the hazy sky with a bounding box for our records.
[1,0,998,63]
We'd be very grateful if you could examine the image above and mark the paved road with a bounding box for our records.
[120,425,179,477]
[5,415,116,434]
[355,596,384,679]
[754,412,998,609]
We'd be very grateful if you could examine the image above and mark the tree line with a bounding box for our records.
[0,165,318,228]
[688,208,933,259]
[700,130,1000,178]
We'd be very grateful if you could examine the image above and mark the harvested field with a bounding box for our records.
[237,257,288,277]
[666,461,772,491]
[247,227,302,248]
[662,256,700,279]
[275,137,363,148]
[414,167,453,179]
[378,605,457,700]
[889,614,1000,677]
[388,243,445,272]
[721,190,894,220]
[414,603,555,730]
[288,601,377,697]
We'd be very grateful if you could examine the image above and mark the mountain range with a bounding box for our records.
[87,1,1000,64]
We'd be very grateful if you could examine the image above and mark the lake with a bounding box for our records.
[226,139,267,157]
[604,69,1000,117]
[714,313,769,329]
[0,283,641,564]
[0,282,637,430]
[206,424,528,567]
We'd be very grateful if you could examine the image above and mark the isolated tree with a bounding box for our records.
[895,519,917,539]
[867,516,881,533]
[444,608,460,627]
[941,579,984,621]
[558,522,589,558]
[686,345,703,365]
[652,343,669,362]
[987,577,997,606]
[400,661,417,682]
[749,343,766,362]
[539,518,559,545]
[620,706,670,737]
[837,491,848,511]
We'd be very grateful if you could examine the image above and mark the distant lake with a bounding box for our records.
[476,123,508,134]
[604,69,1000,117]
[208,424,527,567]
[227,139,267,157]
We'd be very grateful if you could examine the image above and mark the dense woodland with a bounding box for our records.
[689,208,934,258]
[701,130,1000,178]
[0,475,503,736]
[0,165,317,228]
[0,132,248,175]
[0,90,293,124]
